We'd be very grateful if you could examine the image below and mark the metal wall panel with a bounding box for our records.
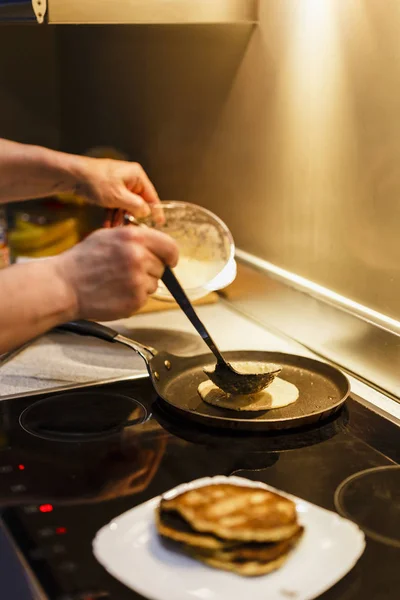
[58,1,400,321]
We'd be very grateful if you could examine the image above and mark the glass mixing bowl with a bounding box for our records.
[144,201,236,301]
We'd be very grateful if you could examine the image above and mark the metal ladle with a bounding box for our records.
[161,267,281,395]
[110,209,281,395]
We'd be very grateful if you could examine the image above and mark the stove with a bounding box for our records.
[0,376,399,600]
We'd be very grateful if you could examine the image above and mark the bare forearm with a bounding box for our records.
[0,138,85,203]
[0,260,77,353]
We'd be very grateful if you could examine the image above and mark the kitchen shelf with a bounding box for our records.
[47,0,258,25]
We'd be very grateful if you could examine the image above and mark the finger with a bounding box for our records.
[122,163,165,224]
[119,189,152,218]
[145,255,165,280]
[150,203,166,227]
[139,228,179,268]
[127,164,160,207]
[146,275,159,296]
[103,213,112,228]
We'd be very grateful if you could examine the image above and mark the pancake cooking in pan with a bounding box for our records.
[198,361,299,412]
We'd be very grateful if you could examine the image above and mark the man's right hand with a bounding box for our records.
[54,226,179,321]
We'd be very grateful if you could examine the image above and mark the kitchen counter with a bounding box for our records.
[1,302,399,422]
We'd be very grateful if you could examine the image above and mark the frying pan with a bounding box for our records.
[57,320,350,431]
[152,399,349,452]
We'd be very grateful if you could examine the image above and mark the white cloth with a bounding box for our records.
[0,331,145,397]
[0,315,208,398]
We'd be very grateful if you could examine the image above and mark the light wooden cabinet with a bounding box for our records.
[47,0,258,24]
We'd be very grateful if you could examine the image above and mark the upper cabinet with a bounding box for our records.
[47,0,258,25]
[0,1,46,23]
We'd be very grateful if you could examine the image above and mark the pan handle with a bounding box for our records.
[56,320,157,363]
[57,320,119,342]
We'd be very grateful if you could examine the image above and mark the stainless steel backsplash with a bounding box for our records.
[1,1,399,323]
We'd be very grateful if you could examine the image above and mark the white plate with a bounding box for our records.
[93,476,365,600]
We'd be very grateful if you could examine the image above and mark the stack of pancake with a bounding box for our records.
[156,482,304,576]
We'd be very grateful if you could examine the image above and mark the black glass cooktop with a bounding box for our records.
[0,377,399,600]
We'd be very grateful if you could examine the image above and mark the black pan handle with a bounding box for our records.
[56,319,157,363]
[57,320,119,342]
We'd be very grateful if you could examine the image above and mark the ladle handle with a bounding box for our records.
[162,266,226,365]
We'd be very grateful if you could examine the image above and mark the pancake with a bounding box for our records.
[156,508,237,549]
[168,528,304,577]
[157,506,303,554]
[156,481,304,576]
[198,376,299,412]
[160,483,299,542]
[192,551,289,576]
[202,526,304,562]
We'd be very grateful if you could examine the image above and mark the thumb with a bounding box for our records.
[119,189,152,218]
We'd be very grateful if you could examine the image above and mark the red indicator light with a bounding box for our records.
[39,504,53,513]
[18,464,25,471]
[56,527,67,535]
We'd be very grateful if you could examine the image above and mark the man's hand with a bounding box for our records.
[53,226,178,321]
[0,139,161,220]
[0,224,178,354]
[76,157,161,218]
